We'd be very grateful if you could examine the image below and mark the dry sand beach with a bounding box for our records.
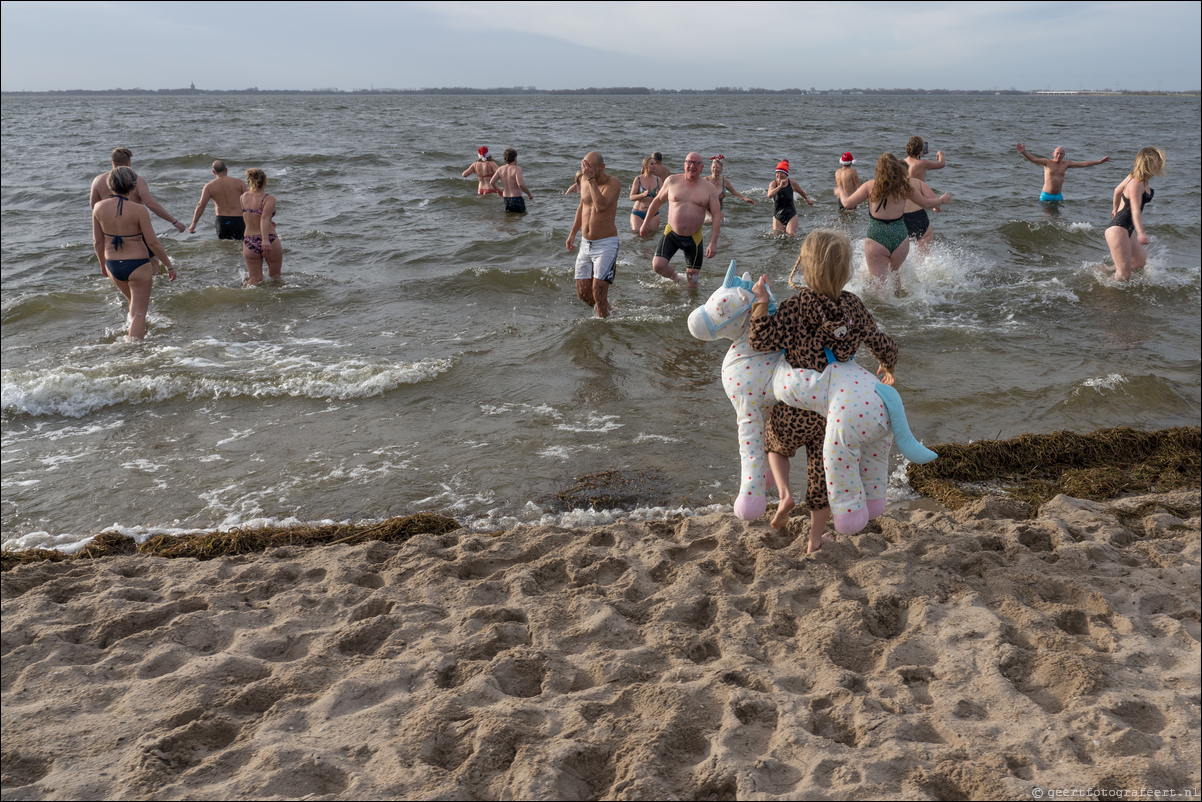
[2,486,1199,800]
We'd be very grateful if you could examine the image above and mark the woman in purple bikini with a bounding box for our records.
[240,169,282,285]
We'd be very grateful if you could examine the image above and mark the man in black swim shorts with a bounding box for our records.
[638,152,721,286]
[490,148,533,213]
[189,160,248,239]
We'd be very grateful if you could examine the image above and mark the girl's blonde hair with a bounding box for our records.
[1131,147,1166,182]
[869,153,909,204]
[641,156,654,175]
[245,168,267,191]
[789,229,852,299]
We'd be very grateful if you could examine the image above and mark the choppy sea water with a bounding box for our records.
[2,94,1199,551]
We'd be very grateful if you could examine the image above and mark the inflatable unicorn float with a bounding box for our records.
[688,260,936,535]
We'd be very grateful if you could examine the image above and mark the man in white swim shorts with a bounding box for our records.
[566,151,621,318]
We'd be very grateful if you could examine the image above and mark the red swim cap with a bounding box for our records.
[775,160,789,175]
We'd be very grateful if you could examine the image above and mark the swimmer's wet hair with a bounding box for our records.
[503,148,517,164]
[111,147,133,166]
[870,153,910,204]
[213,160,227,173]
[906,136,924,158]
[652,152,663,162]
[106,166,138,195]
[245,168,267,191]
[1132,147,1166,182]
[790,229,852,301]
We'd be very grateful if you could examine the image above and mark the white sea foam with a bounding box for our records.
[1,349,457,418]
[634,433,679,444]
[1068,222,1094,232]
[555,413,623,434]
[1081,373,1128,393]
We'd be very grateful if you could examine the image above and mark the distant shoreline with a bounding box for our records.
[4,87,1199,97]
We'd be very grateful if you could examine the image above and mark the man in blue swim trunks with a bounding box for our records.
[1016,142,1110,203]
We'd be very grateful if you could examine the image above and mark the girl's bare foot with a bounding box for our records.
[807,532,836,554]
[770,497,795,529]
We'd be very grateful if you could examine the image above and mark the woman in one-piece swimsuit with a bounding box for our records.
[240,168,283,285]
[766,161,813,236]
[835,153,952,292]
[629,156,662,232]
[1104,147,1165,282]
[90,166,175,339]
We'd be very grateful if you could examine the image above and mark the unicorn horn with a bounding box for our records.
[723,259,739,288]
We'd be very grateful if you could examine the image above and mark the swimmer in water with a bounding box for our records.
[462,146,500,195]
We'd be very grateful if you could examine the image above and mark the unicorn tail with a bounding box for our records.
[873,383,937,464]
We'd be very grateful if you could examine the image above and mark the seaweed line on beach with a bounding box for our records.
[907,425,1201,511]
[0,512,460,573]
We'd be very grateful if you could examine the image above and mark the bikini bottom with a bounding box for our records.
[106,258,151,281]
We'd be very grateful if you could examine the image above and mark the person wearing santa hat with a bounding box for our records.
[834,152,863,211]
[767,160,813,235]
[462,146,499,195]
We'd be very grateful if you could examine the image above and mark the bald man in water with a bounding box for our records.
[566,151,621,318]
[188,160,248,239]
[1016,142,1110,202]
[639,152,721,286]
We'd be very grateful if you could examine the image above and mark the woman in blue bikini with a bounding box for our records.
[837,154,951,290]
[91,166,174,340]
[629,156,662,232]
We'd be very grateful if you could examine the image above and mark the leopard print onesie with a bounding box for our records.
[750,288,899,511]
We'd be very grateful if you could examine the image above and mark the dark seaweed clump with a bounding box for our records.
[549,469,676,512]
[1,513,460,572]
[907,426,1200,511]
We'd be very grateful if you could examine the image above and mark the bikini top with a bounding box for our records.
[101,195,146,251]
[638,177,659,196]
[242,195,276,218]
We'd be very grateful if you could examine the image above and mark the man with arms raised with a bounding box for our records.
[1016,142,1110,203]
[565,151,621,318]
[188,160,248,239]
[490,148,534,213]
[639,152,721,286]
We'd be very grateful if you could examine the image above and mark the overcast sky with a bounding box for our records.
[2,1,1199,92]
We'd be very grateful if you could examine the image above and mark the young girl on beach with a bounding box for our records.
[749,229,899,553]
[1105,147,1165,282]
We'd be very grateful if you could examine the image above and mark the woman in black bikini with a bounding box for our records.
[240,168,282,285]
[629,157,661,233]
[1105,148,1164,282]
[91,166,174,340]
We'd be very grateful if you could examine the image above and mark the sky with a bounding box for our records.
[2,1,1199,92]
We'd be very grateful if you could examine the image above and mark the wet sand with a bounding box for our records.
[2,490,1199,800]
